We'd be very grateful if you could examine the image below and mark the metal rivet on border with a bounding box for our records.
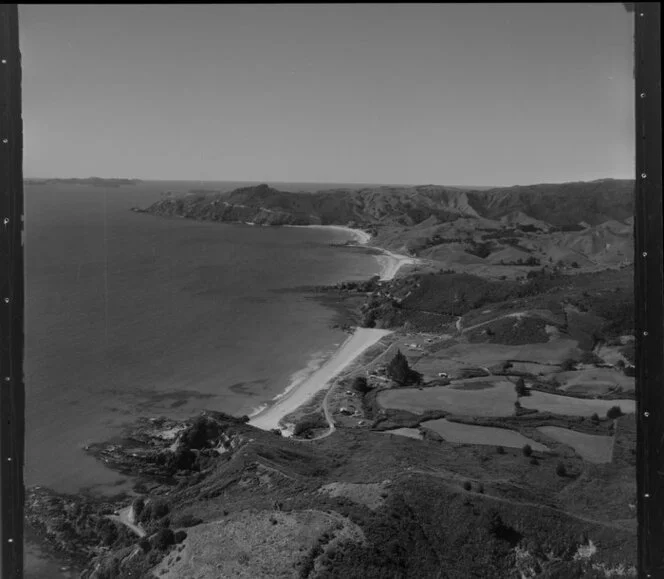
[3,298,8,304]
[3,218,8,225]
[1,139,7,144]
[3,377,9,382]
[641,173,647,179]
[7,539,12,543]
[642,252,648,257]
[644,412,650,417]
[644,331,648,337]
[645,493,650,498]
[640,93,646,98]
[6,458,11,462]
[0,59,6,64]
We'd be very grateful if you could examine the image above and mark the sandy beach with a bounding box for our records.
[248,327,392,432]
[289,224,419,281]
[284,224,372,245]
[376,249,420,281]
[248,224,417,433]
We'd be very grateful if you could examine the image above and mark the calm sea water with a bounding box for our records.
[24,180,380,577]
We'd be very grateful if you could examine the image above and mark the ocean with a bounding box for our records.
[23,180,381,577]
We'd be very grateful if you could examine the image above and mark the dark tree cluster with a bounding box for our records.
[386,350,423,386]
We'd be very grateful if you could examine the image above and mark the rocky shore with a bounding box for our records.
[25,412,252,577]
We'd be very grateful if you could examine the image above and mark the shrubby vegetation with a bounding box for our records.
[353,376,371,394]
[515,378,529,397]
[293,413,327,437]
[579,351,603,365]
[386,350,422,386]
[607,406,623,419]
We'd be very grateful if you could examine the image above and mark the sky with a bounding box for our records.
[18,4,635,186]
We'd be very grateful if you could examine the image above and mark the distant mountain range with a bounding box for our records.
[138,179,633,229]
[136,179,635,272]
[25,177,142,187]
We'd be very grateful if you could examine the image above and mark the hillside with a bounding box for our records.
[23,179,638,578]
[27,405,636,579]
[465,180,634,227]
[137,180,634,272]
[138,179,633,231]
[25,264,638,578]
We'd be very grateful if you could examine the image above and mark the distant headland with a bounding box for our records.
[24,177,143,187]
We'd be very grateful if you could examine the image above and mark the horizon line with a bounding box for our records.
[23,175,636,189]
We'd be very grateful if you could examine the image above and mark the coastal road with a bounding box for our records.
[308,335,396,442]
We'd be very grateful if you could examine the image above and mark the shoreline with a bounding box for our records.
[283,223,372,245]
[248,224,415,433]
[249,327,392,432]
[285,223,420,281]
[375,248,420,281]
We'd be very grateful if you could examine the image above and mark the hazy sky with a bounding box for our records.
[19,4,634,186]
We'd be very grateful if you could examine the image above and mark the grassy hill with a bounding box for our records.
[27,409,635,579]
[139,180,634,273]
[140,179,633,230]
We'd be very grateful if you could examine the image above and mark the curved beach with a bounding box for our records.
[249,224,416,432]
[248,327,391,431]
[284,224,372,245]
[376,249,419,281]
[288,224,419,281]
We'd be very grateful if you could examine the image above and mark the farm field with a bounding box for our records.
[450,381,495,391]
[422,418,549,451]
[595,342,633,366]
[538,426,614,463]
[520,391,635,417]
[508,361,560,375]
[376,381,517,416]
[556,368,635,395]
[426,339,580,367]
[377,379,635,419]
